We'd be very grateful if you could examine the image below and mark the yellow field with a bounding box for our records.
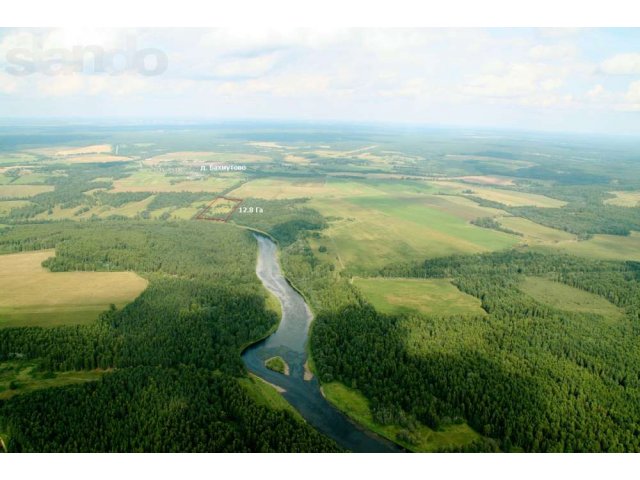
[604,191,640,207]
[55,144,113,156]
[498,216,576,244]
[0,250,148,328]
[0,185,54,199]
[283,154,311,165]
[111,171,239,193]
[0,200,31,215]
[456,175,515,186]
[55,154,132,164]
[32,205,83,220]
[170,207,201,220]
[143,151,270,166]
[432,181,566,207]
[247,141,297,150]
[354,277,485,317]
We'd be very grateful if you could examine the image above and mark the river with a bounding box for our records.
[241,234,401,453]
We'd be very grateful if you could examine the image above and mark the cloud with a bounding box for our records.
[620,80,640,110]
[461,63,564,99]
[587,84,605,98]
[600,53,640,75]
[198,28,347,56]
[216,73,331,97]
[2,28,640,133]
[211,52,282,79]
[529,44,578,60]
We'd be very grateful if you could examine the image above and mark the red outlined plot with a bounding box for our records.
[194,196,243,222]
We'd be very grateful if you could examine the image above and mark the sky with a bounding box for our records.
[1,28,640,134]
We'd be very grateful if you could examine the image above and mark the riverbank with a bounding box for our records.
[240,233,402,453]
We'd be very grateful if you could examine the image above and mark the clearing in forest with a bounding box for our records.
[604,191,640,207]
[353,277,485,317]
[194,196,243,222]
[519,276,625,322]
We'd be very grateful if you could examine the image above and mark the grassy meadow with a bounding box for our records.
[519,276,626,322]
[540,232,640,261]
[497,216,576,244]
[0,360,106,400]
[0,185,54,199]
[353,277,485,317]
[311,194,518,273]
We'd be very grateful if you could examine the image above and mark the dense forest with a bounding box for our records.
[308,250,640,452]
[0,221,338,452]
[3,367,335,452]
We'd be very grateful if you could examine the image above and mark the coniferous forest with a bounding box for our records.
[308,251,640,452]
[0,221,339,452]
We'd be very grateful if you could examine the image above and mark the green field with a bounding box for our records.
[232,177,519,274]
[520,276,625,322]
[229,177,394,200]
[312,195,518,273]
[0,153,38,165]
[0,250,148,328]
[322,381,483,452]
[353,277,485,317]
[542,231,640,261]
[0,360,106,400]
[498,216,576,244]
